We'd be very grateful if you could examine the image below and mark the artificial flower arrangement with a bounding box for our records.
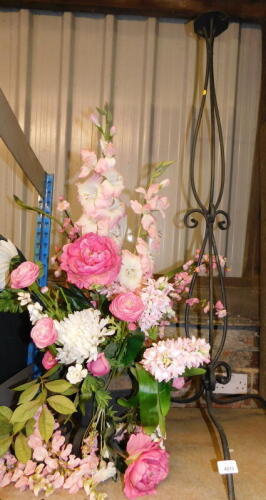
[0,106,227,499]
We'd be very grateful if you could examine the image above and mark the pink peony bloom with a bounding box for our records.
[124,432,169,499]
[30,317,57,349]
[60,233,121,289]
[109,292,144,322]
[10,261,39,289]
[42,350,58,370]
[87,352,110,376]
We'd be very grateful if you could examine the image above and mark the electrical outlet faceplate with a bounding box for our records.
[214,373,248,394]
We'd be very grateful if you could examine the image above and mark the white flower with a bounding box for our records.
[0,239,18,289]
[55,309,115,365]
[17,291,31,306]
[27,302,47,325]
[118,250,142,291]
[66,364,87,384]
[93,461,116,484]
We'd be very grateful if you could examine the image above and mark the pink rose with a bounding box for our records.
[87,352,110,376]
[109,293,144,322]
[42,350,58,370]
[60,233,121,289]
[124,432,169,499]
[10,261,39,289]
[31,317,57,348]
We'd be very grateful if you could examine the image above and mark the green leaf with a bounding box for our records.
[13,380,37,392]
[0,436,12,457]
[0,289,23,313]
[158,381,171,417]
[45,380,73,394]
[42,364,61,378]
[117,394,139,408]
[0,406,13,421]
[183,367,206,377]
[122,333,145,367]
[48,344,57,356]
[38,406,55,442]
[18,384,40,405]
[135,364,159,431]
[0,421,12,436]
[25,419,35,437]
[47,395,77,415]
[14,433,32,463]
[11,401,41,424]
[104,342,119,359]
[95,390,111,409]
[13,421,27,435]
[62,387,79,396]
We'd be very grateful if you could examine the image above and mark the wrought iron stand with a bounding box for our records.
[171,12,266,500]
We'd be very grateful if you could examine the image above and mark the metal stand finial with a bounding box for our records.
[172,12,266,500]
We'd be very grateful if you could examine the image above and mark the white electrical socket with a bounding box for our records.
[214,373,248,394]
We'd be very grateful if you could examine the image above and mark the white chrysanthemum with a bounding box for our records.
[0,239,18,289]
[66,364,87,384]
[118,250,142,291]
[55,308,115,365]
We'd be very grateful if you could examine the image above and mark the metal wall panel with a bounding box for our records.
[0,10,261,275]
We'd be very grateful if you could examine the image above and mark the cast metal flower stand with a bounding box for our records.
[171,12,266,500]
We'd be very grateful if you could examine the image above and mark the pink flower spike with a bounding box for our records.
[110,125,117,136]
[90,113,100,127]
[185,297,200,306]
[78,165,91,178]
[130,200,143,215]
[57,198,70,212]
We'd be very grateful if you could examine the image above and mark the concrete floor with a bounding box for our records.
[1,408,266,500]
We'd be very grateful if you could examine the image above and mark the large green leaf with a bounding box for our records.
[135,364,159,431]
[11,401,41,424]
[47,395,77,415]
[38,406,55,442]
[14,433,32,463]
[122,333,145,367]
[158,381,171,417]
[45,380,73,394]
[18,383,40,405]
[0,436,12,457]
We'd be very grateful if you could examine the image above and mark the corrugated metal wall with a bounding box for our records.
[0,9,261,275]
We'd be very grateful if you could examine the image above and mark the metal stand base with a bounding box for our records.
[172,364,266,500]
